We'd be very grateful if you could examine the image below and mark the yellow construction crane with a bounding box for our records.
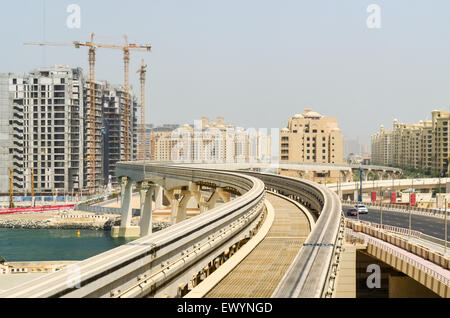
[74,34,151,163]
[8,168,14,208]
[25,33,151,194]
[137,59,148,160]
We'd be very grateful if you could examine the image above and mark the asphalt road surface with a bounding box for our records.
[343,205,450,242]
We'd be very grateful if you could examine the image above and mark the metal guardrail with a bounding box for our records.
[0,164,266,298]
[351,218,447,252]
[356,219,422,239]
[0,163,343,298]
[74,205,122,215]
[343,200,449,218]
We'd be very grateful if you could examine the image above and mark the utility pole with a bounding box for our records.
[408,197,412,240]
[359,167,363,202]
[380,199,383,227]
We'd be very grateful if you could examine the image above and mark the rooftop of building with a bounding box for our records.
[292,108,324,119]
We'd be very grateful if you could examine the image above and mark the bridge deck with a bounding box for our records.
[205,193,311,298]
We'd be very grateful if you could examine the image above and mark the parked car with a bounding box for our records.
[354,204,369,214]
[346,208,358,216]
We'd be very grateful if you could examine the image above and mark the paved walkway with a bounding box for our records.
[397,236,450,258]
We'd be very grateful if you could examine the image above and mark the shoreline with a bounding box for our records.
[0,212,172,232]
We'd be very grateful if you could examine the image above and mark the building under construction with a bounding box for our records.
[0,65,138,195]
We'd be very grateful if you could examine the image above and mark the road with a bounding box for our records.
[344,205,450,242]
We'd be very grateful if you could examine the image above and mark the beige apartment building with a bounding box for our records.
[278,109,345,184]
[371,110,450,176]
[147,116,271,163]
[280,108,343,164]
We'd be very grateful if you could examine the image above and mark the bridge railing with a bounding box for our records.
[0,165,266,298]
[343,200,449,218]
[1,164,346,298]
[346,219,449,271]
[238,172,344,298]
[347,228,450,287]
[354,219,422,239]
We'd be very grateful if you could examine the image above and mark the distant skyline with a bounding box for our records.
[1,1,450,145]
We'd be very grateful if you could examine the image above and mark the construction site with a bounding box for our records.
[0,34,151,206]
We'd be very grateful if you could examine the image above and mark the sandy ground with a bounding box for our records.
[0,192,226,225]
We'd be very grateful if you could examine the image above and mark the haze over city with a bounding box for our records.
[1,0,450,145]
[1,0,450,303]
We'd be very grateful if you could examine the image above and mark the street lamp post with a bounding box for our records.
[359,167,363,202]
[445,199,448,254]
[379,199,383,227]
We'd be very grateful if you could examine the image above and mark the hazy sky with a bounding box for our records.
[1,0,450,145]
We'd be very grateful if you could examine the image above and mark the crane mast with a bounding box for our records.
[88,34,96,194]
[137,59,147,160]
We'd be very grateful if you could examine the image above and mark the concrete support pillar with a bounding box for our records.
[363,170,369,182]
[175,191,192,224]
[120,177,126,200]
[353,190,358,201]
[140,186,154,237]
[120,177,133,228]
[189,182,202,209]
[155,185,163,209]
[164,189,177,221]
[217,188,231,203]
[341,171,351,183]
[205,190,220,210]
[111,177,140,238]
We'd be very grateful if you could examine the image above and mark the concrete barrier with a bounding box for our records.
[0,205,74,214]
[346,219,450,272]
[74,205,121,214]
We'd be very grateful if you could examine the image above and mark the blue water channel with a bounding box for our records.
[0,228,135,262]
